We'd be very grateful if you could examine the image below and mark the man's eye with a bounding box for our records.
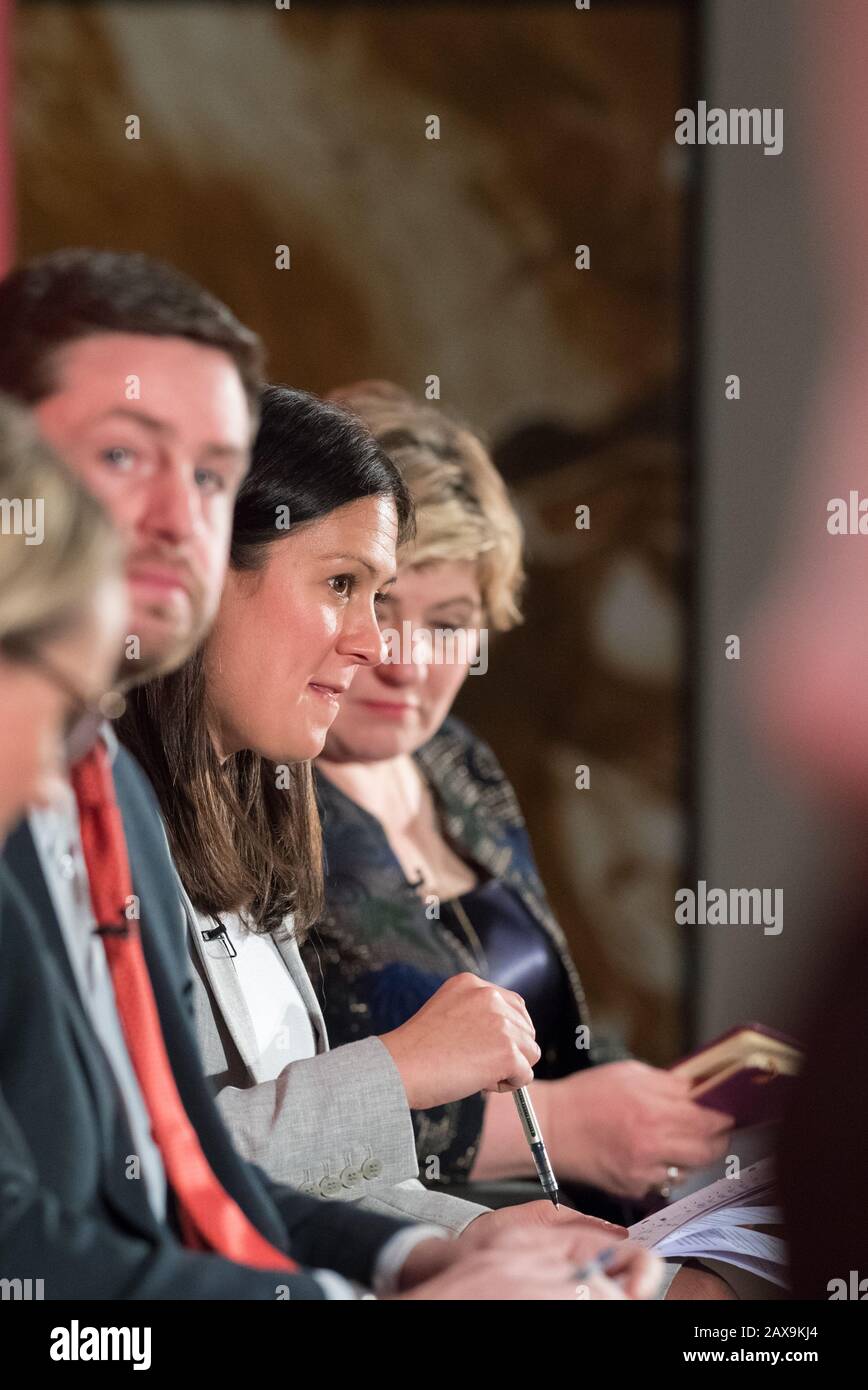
[194,467,226,495]
[328,574,354,598]
[101,446,136,471]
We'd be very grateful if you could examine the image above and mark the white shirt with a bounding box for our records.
[220,912,317,1075]
[193,906,450,1297]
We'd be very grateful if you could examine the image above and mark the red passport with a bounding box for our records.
[670,1023,802,1128]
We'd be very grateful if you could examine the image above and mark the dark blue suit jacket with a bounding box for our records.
[0,745,409,1299]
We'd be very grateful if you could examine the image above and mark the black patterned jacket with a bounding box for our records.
[304,716,596,1183]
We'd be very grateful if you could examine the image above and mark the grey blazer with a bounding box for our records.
[182,880,488,1234]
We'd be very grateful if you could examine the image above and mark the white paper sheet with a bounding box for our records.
[627,1155,787,1287]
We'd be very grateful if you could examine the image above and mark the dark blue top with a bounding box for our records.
[439,877,581,1066]
[304,717,595,1183]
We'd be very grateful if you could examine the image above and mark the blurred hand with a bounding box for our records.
[459,1198,625,1257]
[459,1201,664,1297]
[379,973,540,1109]
[395,1227,664,1301]
[546,1061,734,1199]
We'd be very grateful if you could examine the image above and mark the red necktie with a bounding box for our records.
[71,741,298,1271]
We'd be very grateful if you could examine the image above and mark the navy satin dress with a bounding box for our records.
[439,876,582,1077]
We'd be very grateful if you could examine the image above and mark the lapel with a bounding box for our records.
[55,959,164,1238]
[32,927,123,1161]
[272,926,329,1052]
[4,817,82,999]
[185,891,262,1079]
[2,819,163,1239]
[181,874,328,1084]
[111,754,288,1251]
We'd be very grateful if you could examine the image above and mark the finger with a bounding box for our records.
[585,1271,628,1301]
[500,1014,538,1049]
[643,1068,694,1097]
[648,1163,680,1193]
[476,1249,580,1300]
[495,1067,536,1091]
[604,1244,665,1300]
[561,1212,628,1240]
[563,1233,622,1268]
[491,992,538,1038]
[645,1137,726,1189]
[622,1249,666,1301]
[665,1098,735,1135]
[516,1030,542,1065]
[695,1104,737,1132]
[474,982,536,1036]
[658,1101,735,1142]
[495,1053,537,1089]
[666,1063,698,1091]
[495,1022,541,1067]
[657,1129,730,1169]
[495,985,531,1015]
[494,993,538,1038]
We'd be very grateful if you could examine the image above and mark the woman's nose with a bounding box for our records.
[340,606,390,668]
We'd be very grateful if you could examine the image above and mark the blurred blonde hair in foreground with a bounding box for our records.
[0,392,117,651]
[326,380,524,632]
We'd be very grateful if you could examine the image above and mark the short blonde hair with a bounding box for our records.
[326,381,524,630]
[0,392,118,652]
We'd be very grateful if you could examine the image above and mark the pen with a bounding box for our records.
[512,1084,560,1208]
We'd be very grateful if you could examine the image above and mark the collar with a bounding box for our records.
[67,716,120,768]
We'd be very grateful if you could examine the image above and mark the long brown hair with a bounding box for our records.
[119,386,414,936]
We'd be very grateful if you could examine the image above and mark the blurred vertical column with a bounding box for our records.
[0,0,13,274]
[697,0,828,1037]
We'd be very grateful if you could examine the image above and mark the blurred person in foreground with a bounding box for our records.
[0,392,132,1284]
[752,0,868,1299]
[0,396,124,840]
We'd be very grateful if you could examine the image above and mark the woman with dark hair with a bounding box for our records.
[118,384,725,1296]
[119,385,610,1243]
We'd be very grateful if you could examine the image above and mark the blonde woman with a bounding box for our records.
[309,382,733,1227]
[0,391,133,1292]
[0,394,124,839]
